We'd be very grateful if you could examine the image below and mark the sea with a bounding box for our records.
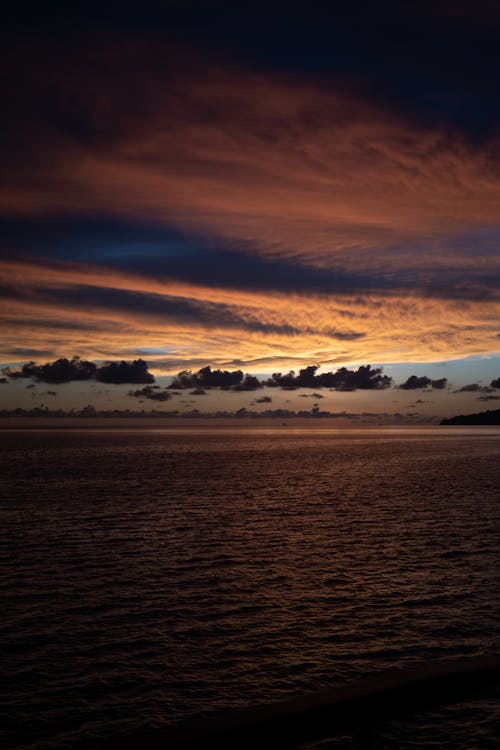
[1,426,499,749]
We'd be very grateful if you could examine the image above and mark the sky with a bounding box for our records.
[1,1,500,419]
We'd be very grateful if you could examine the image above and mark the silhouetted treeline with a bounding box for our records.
[441,409,500,425]
[0,406,437,423]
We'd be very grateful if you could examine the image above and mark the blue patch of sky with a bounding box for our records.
[0,216,204,263]
[444,226,500,257]
[372,355,500,389]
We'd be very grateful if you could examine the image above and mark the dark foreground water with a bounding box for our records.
[1,427,499,749]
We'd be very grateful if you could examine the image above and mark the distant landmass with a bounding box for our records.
[441,408,500,425]
[0,405,439,425]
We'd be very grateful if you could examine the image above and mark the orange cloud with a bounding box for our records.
[3,69,500,266]
[1,256,500,370]
[2,60,500,368]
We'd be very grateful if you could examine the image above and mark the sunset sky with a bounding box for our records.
[1,2,500,418]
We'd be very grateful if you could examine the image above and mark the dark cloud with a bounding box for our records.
[4,224,500,317]
[454,383,494,393]
[456,383,480,392]
[2,280,307,337]
[399,375,448,390]
[96,358,154,384]
[477,395,500,401]
[168,364,393,392]
[4,356,96,384]
[0,217,393,297]
[265,365,392,390]
[190,388,207,395]
[170,366,245,390]
[128,385,170,401]
[232,375,262,391]
[3,1,500,148]
[491,376,500,389]
[399,375,431,390]
[3,356,154,385]
[0,377,7,384]
[254,396,272,403]
[430,377,448,389]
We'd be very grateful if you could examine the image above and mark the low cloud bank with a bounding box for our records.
[264,365,392,390]
[399,375,447,390]
[12,357,499,398]
[167,364,392,391]
[168,366,263,392]
[453,383,494,394]
[3,356,154,384]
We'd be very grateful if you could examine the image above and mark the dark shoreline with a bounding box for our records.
[0,417,477,430]
[441,408,500,425]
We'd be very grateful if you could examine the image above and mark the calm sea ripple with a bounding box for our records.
[1,428,499,749]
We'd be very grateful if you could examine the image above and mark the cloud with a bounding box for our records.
[491,376,500,388]
[4,356,97,384]
[96,359,154,384]
[4,347,54,358]
[399,375,448,390]
[454,383,494,393]
[232,375,262,391]
[430,377,448,389]
[3,54,500,257]
[3,356,155,385]
[161,363,393,392]
[254,396,272,403]
[128,385,171,401]
[1,26,500,371]
[169,368,262,392]
[265,364,392,390]
[477,395,500,401]
[2,255,500,368]
[170,366,245,390]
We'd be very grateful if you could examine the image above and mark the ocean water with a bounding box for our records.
[1,426,499,749]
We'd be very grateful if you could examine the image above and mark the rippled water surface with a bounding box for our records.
[1,427,499,748]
